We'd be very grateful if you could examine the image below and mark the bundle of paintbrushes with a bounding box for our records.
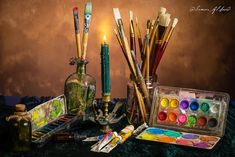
[64,1,96,119]
[113,7,178,124]
[73,1,92,60]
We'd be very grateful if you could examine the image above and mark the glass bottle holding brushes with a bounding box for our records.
[64,2,96,120]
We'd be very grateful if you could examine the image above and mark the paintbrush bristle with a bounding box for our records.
[159,7,167,15]
[135,17,139,23]
[84,1,92,15]
[73,7,78,13]
[165,13,171,26]
[113,8,121,24]
[130,11,133,21]
[172,18,178,28]
[159,13,171,27]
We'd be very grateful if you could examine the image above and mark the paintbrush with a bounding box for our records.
[113,8,137,77]
[133,83,147,123]
[153,18,178,73]
[149,7,166,54]
[82,1,92,60]
[140,29,149,78]
[135,17,143,59]
[145,29,150,82]
[113,8,151,113]
[149,20,155,39]
[130,50,151,113]
[141,7,166,75]
[114,28,135,76]
[73,7,82,59]
[150,13,171,75]
[130,11,136,54]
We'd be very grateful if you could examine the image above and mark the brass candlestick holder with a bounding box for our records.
[102,95,111,132]
[89,98,126,133]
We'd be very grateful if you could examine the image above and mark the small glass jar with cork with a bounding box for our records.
[6,104,31,151]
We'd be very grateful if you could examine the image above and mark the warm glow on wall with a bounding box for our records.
[99,19,112,43]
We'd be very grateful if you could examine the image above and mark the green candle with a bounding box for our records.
[101,35,111,95]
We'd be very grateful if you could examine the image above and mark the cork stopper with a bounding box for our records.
[15,104,26,112]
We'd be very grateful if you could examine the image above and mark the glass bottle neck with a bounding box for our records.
[76,60,88,75]
[76,63,86,74]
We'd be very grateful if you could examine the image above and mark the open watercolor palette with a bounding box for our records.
[137,86,230,149]
[28,95,78,146]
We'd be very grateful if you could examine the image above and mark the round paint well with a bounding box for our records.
[190,101,199,111]
[168,112,177,122]
[208,118,218,127]
[197,117,207,126]
[160,98,169,108]
[170,99,179,108]
[188,115,197,125]
[180,100,189,109]
[210,105,219,113]
[200,102,210,112]
[178,114,187,124]
[158,111,167,121]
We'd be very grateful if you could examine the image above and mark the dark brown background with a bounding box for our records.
[0,0,235,98]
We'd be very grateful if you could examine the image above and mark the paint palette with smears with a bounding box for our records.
[136,127,220,149]
[146,86,229,149]
[28,95,78,147]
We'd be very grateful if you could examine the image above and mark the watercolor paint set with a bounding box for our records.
[137,86,230,149]
[28,95,78,146]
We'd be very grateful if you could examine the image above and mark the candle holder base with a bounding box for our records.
[89,101,126,130]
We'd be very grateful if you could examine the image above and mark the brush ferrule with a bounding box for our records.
[84,15,91,32]
[73,13,79,33]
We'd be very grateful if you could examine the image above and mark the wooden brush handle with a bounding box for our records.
[130,51,151,113]
[82,32,89,60]
[146,42,150,81]
[123,37,137,77]
[75,33,82,58]
[134,83,147,123]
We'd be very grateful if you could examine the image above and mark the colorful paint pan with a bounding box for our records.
[168,112,177,122]
[208,118,218,127]
[210,105,219,113]
[178,114,187,124]
[158,111,167,121]
[29,95,78,145]
[160,98,169,108]
[170,99,179,108]
[180,100,189,109]
[190,101,199,111]
[188,115,197,126]
[197,117,207,126]
[149,86,229,149]
[200,102,210,112]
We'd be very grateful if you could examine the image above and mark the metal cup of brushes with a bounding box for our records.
[64,2,95,120]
